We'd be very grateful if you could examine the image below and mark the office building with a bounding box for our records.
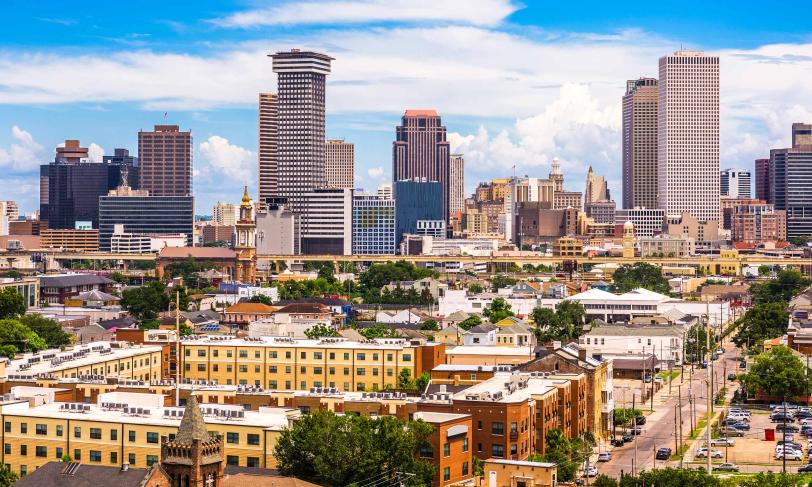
[614,208,666,237]
[212,202,238,226]
[720,168,751,198]
[584,166,609,204]
[0,202,7,236]
[99,182,193,250]
[40,141,139,230]
[584,200,616,225]
[376,183,393,200]
[0,277,39,308]
[394,179,444,247]
[325,139,354,189]
[200,224,234,246]
[449,154,465,214]
[353,194,396,255]
[297,188,352,255]
[657,51,720,222]
[40,229,99,251]
[102,148,138,166]
[622,78,658,209]
[137,125,192,197]
[3,201,19,221]
[514,205,578,245]
[269,50,333,209]
[256,198,297,256]
[553,191,582,210]
[392,110,451,221]
[257,92,279,203]
[731,202,787,243]
[755,158,771,203]
[665,212,720,246]
[770,123,812,238]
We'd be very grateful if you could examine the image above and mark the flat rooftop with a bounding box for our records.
[5,342,163,378]
[180,336,434,350]
[446,346,532,356]
[451,372,570,404]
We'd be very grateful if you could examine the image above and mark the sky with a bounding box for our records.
[2,0,812,215]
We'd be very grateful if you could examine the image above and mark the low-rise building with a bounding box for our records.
[483,458,558,487]
[40,229,100,251]
[0,277,39,307]
[579,323,685,366]
[638,235,695,257]
[38,274,116,305]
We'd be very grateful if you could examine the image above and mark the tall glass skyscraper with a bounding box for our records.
[394,179,443,247]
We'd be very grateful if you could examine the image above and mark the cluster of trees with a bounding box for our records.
[610,262,671,295]
[0,288,71,358]
[595,470,810,487]
[483,298,515,323]
[532,429,594,482]
[397,369,430,392]
[685,323,715,362]
[120,282,193,335]
[530,301,586,343]
[356,324,402,340]
[741,345,811,400]
[612,407,642,427]
[274,411,434,486]
[359,261,439,304]
[303,324,339,339]
[274,279,346,301]
[378,285,435,305]
[490,274,517,292]
[162,256,217,284]
[458,315,482,330]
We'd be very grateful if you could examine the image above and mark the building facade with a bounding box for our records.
[256,199,297,256]
[352,194,396,255]
[212,202,238,226]
[137,125,192,197]
[720,168,752,199]
[394,179,444,247]
[657,51,720,223]
[770,123,812,238]
[622,78,658,210]
[234,187,257,284]
[40,229,99,251]
[298,188,352,255]
[755,158,771,203]
[257,93,279,203]
[449,154,465,215]
[98,191,194,250]
[731,201,787,243]
[325,139,354,189]
[614,208,665,237]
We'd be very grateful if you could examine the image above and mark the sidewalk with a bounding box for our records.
[682,381,737,463]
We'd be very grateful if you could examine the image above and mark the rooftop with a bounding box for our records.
[404,109,439,117]
[451,371,565,404]
[158,247,236,259]
[5,342,163,379]
[39,273,115,288]
[447,345,532,356]
[179,335,432,350]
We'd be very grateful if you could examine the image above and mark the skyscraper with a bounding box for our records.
[269,49,333,208]
[212,202,238,226]
[392,110,451,221]
[584,166,610,204]
[622,77,658,209]
[325,139,354,189]
[353,193,396,255]
[770,123,812,238]
[657,51,720,222]
[449,154,465,214]
[720,168,752,198]
[755,158,771,203]
[394,179,444,247]
[137,125,192,197]
[257,93,279,203]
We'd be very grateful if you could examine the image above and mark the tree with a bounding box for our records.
[685,323,711,362]
[0,319,46,357]
[0,288,25,319]
[610,262,671,295]
[467,283,484,294]
[593,475,617,487]
[358,324,401,340]
[612,407,642,426]
[789,235,809,247]
[749,269,811,305]
[458,315,482,330]
[733,302,790,349]
[734,472,806,487]
[540,429,590,482]
[415,372,430,392]
[490,274,517,292]
[248,294,274,306]
[19,314,71,348]
[121,281,170,321]
[274,411,434,486]
[531,301,586,343]
[742,345,810,399]
[397,369,414,390]
[758,265,772,277]
[109,271,126,284]
[304,324,339,339]
[420,319,439,331]
[483,298,515,323]
[0,464,18,487]
[359,261,438,292]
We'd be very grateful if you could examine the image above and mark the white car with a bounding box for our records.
[584,466,598,477]
[597,452,611,462]
[776,450,803,461]
[696,448,724,458]
[711,438,736,447]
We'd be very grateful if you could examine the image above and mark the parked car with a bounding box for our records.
[584,466,598,477]
[635,416,647,425]
[713,463,739,472]
[611,437,625,447]
[723,427,745,437]
[728,412,749,421]
[729,407,751,417]
[711,437,735,447]
[797,409,812,419]
[776,449,803,461]
[739,361,747,369]
[643,374,652,383]
[701,361,709,369]
[777,440,802,449]
[772,413,796,423]
[727,373,737,381]
[777,423,801,433]
[696,448,723,458]
[597,452,611,462]
[630,427,642,435]
[798,464,812,473]
[622,433,633,443]
[656,448,672,460]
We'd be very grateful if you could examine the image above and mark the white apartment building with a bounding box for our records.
[615,208,665,237]
[109,224,186,253]
[579,324,685,366]
[212,201,238,226]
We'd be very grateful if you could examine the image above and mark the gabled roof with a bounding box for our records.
[13,461,151,487]
[76,289,120,301]
[224,302,276,314]
[469,323,497,334]
[39,274,115,288]
[274,303,331,315]
[497,323,532,335]
[158,247,236,259]
[98,316,136,330]
[445,310,472,321]
[182,309,221,324]
[435,324,466,336]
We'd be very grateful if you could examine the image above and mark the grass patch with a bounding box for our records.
[657,370,680,381]
[690,418,708,439]
[669,443,690,460]
[715,387,728,406]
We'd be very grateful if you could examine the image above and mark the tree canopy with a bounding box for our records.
[610,262,671,295]
[420,319,439,331]
[536,428,594,482]
[531,301,586,343]
[357,324,401,340]
[732,302,789,349]
[273,411,434,486]
[248,294,274,306]
[0,318,47,358]
[163,256,216,283]
[749,269,811,305]
[0,288,26,320]
[483,297,515,323]
[304,324,339,339]
[359,261,438,291]
[458,315,482,331]
[490,274,517,292]
[121,281,171,322]
[19,314,71,348]
[741,345,810,399]
[685,323,714,362]
[593,468,720,487]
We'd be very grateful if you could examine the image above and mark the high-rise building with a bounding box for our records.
[212,202,238,226]
[731,201,786,243]
[297,188,352,255]
[2,201,18,222]
[615,208,666,237]
[0,202,8,236]
[584,200,616,225]
[720,168,751,198]
[622,78,658,209]
[256,198,297,256]
[584,166,610,204]
[394,179,444,247]
[377,183,393,200]
[258,93,279,203]
[40,141,138,229]
[137,125,192,197]
[771,123,812,238]
[755,158,771,203]
[102,148,138,166]
[269,50,333,208]
[549,158,564,193]
[392,110,451,221]
[449,154,465,214]
[657,51,720,222]
[353,193,396,255]
[325,139,354,189]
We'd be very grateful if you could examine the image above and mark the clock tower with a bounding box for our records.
[234,186,257,284]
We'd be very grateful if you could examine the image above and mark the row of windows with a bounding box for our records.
[186,349,410,362]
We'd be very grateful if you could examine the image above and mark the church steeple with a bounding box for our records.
[175,395,211,444]
[160,395,224,487]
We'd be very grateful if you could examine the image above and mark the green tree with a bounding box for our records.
[248,294,274,306]
[109,271,126,284]
[304,324,339,339]
[593,475,618,487]
[420,319,439,331]
[490,274,517,292]
[789,235,809,247]
[467,283,484,294]
[758,265,772,277]
[163,256,216,283]
[0,319,47,357]
[531,301,586,343]
[733,472,805,487]
[19,314,71,348]
[483,297,515,323]
[610,262,671,295]
[539,429,587,482]
[733,302,790,349]
[358,324,401,340]
[0,464,18,487]
[0,287,26,319]
[685,323,711,362]
[636,468,720,487]
[458,315,482,330]
[415,372,430,392]
[741,345,810,399]
[749,269,811,305]
[612,407,642,426]
[359,261,438,292]
[121,281,170,321]
[397,369,414,390]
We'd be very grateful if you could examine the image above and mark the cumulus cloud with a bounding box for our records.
[87,143,105,163]
[0,126,44,172]
[198,135,255,182]
[367,167,385,178]
[214,0,519,28]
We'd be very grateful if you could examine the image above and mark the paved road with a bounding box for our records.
[596,345,741,479]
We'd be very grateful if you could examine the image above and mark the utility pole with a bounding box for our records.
[678,385,684,468]
[674,403,679,454]
[632,394,638,476]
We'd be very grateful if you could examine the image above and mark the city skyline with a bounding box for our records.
[3,1,812,215]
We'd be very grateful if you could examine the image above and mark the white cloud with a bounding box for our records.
[0,126,44,172]
[214,0,519,28]
[87,143,105,163]
[367,166,385,178]
[198,135,255,182]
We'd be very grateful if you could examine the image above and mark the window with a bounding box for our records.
[129,431,136,442]
[286,351,291,359]
[197,364,206,372]
[343,367,350,375]
[492,444,505,457]
[20,423,27,434]
[403,354,411,362]
[477,443,482,452]
[74,449,81,460]
[239,350,248,358]
[343,353,349,360]
[35,446,47,457]
[74,426,81,438]
[443,467,451,482]
[146,455,158,466]
[357,368,365,376]
[511,444,517,456]
[197,349,206,357]
[300,351,306,359]
[147,432,159,444]
[227,455,239,466]
[372,353,379,361]
[269,351,277,359]
[111,429,118,441]
[4,422,10,433]
[90,450,102,462]
[314,352,322,360]
[300,366,306,374]
[128,453,136,466]
[20,465,26,477]
[357,353,365,360]
[239,365,248,373]
[314,367,323,375]
[462,461,469,476]
[329,352,335,360]
[227,350,233,358]
[492,422,505,435]
[56,447,63,459]
[35,424,47,435]
[227,432,239,444]
[247,457,260,468]
[443,442,450,457]
[463,437,469,452]
[329,367,335,375]
[90,428,102,440]
[285,366,291,374]
[247,434,260,445]
[213,350,219,357]
[477,421,482,430]
[3,444,9,455]
[269,366,277,373]
[110,452,117,464]
[419,445,433,458]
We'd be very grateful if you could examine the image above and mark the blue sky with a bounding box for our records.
[2,0,812,214]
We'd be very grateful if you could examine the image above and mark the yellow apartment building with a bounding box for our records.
[0,389,296,478]
[179,336,445,392]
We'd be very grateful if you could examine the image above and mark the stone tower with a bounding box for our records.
[622,221,636,259]
[234,186,257,284]
[160,395,224,487]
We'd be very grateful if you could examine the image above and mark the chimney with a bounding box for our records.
[552,340,562,350]
[578,348,587,362]
[121,462,129,472]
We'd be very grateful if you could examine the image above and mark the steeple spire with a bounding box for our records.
[175,395,211,444]
[241,185,251,207]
